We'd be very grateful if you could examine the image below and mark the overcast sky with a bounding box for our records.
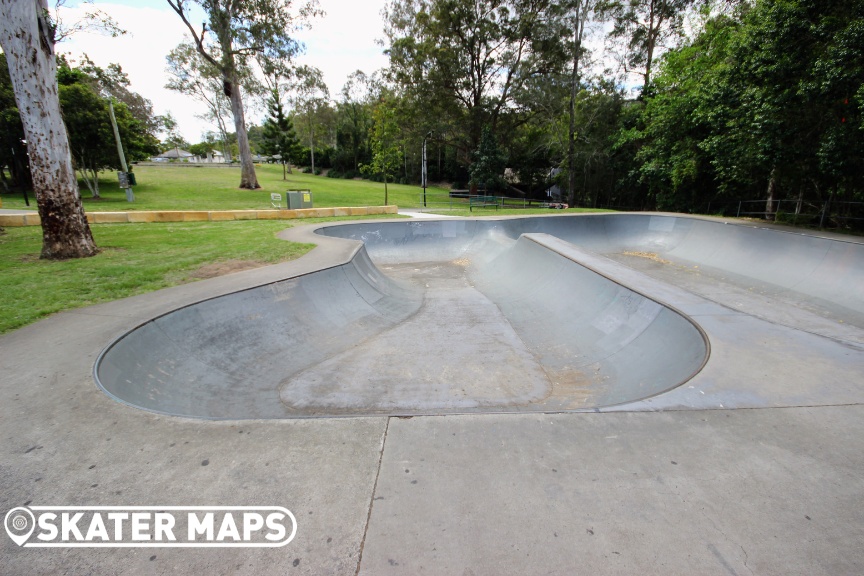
[58,0,391,142]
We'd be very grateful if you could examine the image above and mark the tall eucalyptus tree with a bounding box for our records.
[166,0,321,188]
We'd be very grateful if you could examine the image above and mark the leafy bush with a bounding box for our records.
[327,169,361,179]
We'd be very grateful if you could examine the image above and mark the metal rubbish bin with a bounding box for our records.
[127,172,137,186]
[287,190,313,209]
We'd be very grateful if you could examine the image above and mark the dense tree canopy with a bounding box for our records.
[628,0,864,217]
[383,0,566,157]
[4,0,863,229]
[57,63,160,197]
[370,0,863,226]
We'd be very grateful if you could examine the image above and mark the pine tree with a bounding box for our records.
[469,126,507,194]
[261,90,301,180]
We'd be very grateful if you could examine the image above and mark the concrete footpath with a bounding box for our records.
[1,215,862,575]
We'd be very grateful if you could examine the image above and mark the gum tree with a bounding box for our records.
[166,0,321,189]
[383,0,563,159]
[289,65,330,173]
[600,0,695,95]
[559,0,603,205]
[165,42,235,162]
[0,0,98,259]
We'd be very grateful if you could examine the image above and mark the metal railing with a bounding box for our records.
[408,190,864,230]
[727,199,864,229]
[413,190,558,211]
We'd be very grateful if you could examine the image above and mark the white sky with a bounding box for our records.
[57,0,391,142]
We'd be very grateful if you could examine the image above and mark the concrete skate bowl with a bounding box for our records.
[94,214,864,420]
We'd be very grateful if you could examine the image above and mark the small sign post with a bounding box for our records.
[270,193,282,209]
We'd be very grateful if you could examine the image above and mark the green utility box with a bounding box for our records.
[287,190,313,209]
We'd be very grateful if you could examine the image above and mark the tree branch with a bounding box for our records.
[165,0,222,71]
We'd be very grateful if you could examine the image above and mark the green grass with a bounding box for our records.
[0,164,617,215]
[0,217,402,334]
[0,163,614,334]
[0,163,447,212]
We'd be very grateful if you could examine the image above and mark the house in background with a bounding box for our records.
[546,168,563,201]
[152,148,194,162]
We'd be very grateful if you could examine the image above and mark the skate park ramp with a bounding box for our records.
[95,214,864,419]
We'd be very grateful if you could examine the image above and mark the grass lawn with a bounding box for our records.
[0,217,399,335]
[0,163,615,334]
[0,163,617,216]
[0,163,446,212]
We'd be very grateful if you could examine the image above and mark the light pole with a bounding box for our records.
[422,131,433,208]
[107,97,134,202]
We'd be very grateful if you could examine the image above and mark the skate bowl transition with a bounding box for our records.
[94,213,864,419]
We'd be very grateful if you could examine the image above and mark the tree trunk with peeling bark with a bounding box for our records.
[166,0,262,190]
[0,0,98,259]
[226,75,259,189]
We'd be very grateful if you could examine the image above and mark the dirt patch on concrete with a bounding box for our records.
[621,251,672,265]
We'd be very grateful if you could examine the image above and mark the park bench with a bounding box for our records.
[469,195,501,211]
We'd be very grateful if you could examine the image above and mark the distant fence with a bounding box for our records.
[707,199,864,230]
[414,190,559,211]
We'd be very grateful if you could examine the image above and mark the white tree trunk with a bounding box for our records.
[227,77,259,189]
[78,166,100,198]
[0,0,97,259]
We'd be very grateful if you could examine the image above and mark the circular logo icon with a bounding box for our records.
[4,507,36,546]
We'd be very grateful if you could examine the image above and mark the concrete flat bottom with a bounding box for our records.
[3,213,863,575]
[281,262,553,414]
[95,222,709,418]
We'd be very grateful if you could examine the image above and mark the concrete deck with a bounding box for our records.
[1,213,862,575]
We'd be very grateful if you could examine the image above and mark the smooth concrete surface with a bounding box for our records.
[2,212,863,575]
[94,230,708,418]
[359,408,864,576]
[96,213,861,419]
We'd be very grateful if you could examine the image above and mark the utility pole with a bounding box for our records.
[107,98,134,202]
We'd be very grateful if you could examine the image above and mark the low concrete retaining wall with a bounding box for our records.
[0,206,398,227]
